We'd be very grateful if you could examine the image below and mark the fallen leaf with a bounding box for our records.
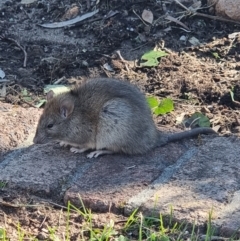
[146,96,158,108]
[44,85,70,94]
[35,99,46,108]
[176,113,186,124]
[188,37,201,46]
[140,50,168,67]
[142,9,153,24]
[103,63,114,72]
[184,112,211,128]
[154,98,174,115]
[61,6,80,21]
[39,9,99,28]
[104,10,120,20]
[0,68,5,79]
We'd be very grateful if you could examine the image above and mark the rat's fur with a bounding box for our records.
[34,78,215,158]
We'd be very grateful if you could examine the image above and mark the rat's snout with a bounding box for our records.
[33,130,44,144]
[33,132,40,144]
[33,129,52,144]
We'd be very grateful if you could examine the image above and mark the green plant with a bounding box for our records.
[140,50,168,67]
[0,228,7,241]
[17,223,25,241]
[0,181,7,189]
[205,209,215,241]
[147,96,174,115]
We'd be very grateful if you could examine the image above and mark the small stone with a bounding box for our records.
[208,0,240,21]
[180,35,186,41]
[37,232,48,240]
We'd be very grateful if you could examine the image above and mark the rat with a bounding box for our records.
[33,78,216,158]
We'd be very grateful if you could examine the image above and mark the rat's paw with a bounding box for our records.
[70,147,88,154]
[87,150,113,158]
[87,151,101,158]
[59,141,68,147]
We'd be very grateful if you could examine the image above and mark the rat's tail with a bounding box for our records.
[157,127,216,147]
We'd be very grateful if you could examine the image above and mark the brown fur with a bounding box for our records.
[34,78,216,157]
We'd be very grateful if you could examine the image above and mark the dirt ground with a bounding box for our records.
[1,0,240,239]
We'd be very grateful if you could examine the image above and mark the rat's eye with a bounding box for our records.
[47,123,54,129]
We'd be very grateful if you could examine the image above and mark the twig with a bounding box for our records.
[47,201,79,213]
[9,220,35,236]
[0,35,27,67]
[53,76,66,85]
[20,98,37,108]
[194,12,240,25]
[200,235,229,241]
[130,42,149,52]
[8,85,36,108]
[100,65,112,77]
[232,99,240,108]
[58,208,63,226]
[225,36,236,55]
[39,215,47,229]
[0,200,43,208]
[133,9,149,26]
[47,201,68,210]
[174,0,189,11]
[0,79,10,83]
[116,50,130,73]
[22,7,32,20]
[165,15,190,31]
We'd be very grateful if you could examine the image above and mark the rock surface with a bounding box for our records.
[0,103,41,154]
[1,104,240,236]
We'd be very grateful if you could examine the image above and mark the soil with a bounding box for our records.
[0,0,240,239]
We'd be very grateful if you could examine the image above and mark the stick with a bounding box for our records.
[0,35,28,67]
[194,12,240,25]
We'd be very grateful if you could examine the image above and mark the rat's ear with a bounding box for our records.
[60,99,74,118]
[46,90,55,101]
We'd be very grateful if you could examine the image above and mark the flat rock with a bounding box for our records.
[64,143,186,213]
[0,143,95,195]
[0,103,42,154]
[1,102,240,236]
[128,136,240,236]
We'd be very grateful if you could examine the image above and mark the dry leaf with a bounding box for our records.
[39,9,99,28]
[61,6,80,21]
[142,9,153,24]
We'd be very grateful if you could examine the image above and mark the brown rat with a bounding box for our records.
[33,78,216,158]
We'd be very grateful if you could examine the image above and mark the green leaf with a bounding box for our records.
[212,52,220,59]
[230,89,234,101]
[34,99,46,108]
[44,85,70,94]
[0,228,4,239]
[154,98,174,115]
[146,96,159,108]
[0,181,7,188]
[186,112,211,128]
[140,50,168,67]
[21,88,28,96]
[22,96,32,102]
